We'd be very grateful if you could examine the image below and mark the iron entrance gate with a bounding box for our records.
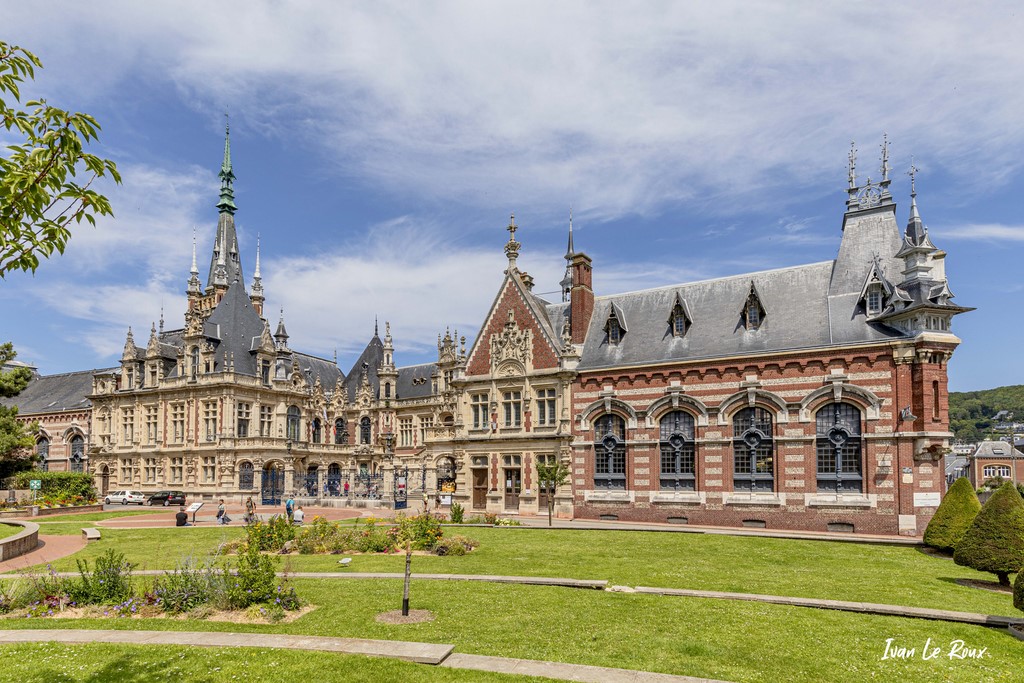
[261,464,284,505]
[394,467,409,510]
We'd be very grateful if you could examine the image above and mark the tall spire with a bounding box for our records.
[904,160,928,246]
[561,208,575,302]
[212,227,228,287]
[216,115,237,215]
[847,141,857,190]
[187,226,201,294]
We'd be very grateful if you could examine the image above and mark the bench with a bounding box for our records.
[82,528,101,541]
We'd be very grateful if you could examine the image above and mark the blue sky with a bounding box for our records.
[2,2,1022,392]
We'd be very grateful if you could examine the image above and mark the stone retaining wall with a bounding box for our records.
[0,504,103,519]
[0,521,40,562]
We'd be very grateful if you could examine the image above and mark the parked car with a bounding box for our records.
[104,490,146,505]
[147,490,186,506]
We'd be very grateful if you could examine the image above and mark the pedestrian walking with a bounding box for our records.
[343,480,350,497]
[216,499,227,525]
[245,496,256,523]
[285,496,294,522]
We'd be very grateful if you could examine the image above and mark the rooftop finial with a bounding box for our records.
[880,133,890,183]
[908,157,918,198]
[159,306,165,333]
[216,115,237,215]
[504,213,521,271]
[847,141,857,190]
[374,316,379,337]
[190,226,198,275]
[566,207,575,259]
[254,233,262,279]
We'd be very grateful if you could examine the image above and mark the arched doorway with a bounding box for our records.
[437,456,457,505]
[99,465,110,496]
[261,461,285,505]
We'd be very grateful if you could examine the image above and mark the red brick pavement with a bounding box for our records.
[0,534,87,573]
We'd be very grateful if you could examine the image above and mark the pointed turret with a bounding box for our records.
[250,234,264,316]
[207,119,244,291]
[122,327,137,360]
[274,309,290,350]
[187,227,202,295]
[378,321,398,400]
[216,118,237,215]
[898,163,933,250]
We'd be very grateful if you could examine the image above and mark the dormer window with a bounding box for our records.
[866,287,883,316]
[604,303,627,345]
[742,285,765,331]
[608,317,622,344]
[668,299,691,338]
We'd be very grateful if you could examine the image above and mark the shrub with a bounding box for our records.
[398,513,444,550]
[14,471,95,500]
[449,502,464,524]
[245,514,295,552]
[226,543,280,609]
[152,557,225,614]
[21,564,74,614]
[954,482,1024,586]
[72,549,136,605]
[433,534,479,556]
[483,512,498,525]
[924,477,982,552]
[1014,568,1024,614]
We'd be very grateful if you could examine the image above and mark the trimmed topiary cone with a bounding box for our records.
[1015,567,1024,614]
[954,482,1024,586]
[924,477,981,553]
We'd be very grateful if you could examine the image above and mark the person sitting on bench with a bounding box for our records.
[293,505,305,525]
[175,506,189,527]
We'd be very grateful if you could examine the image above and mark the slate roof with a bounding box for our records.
[342,335,384,401]
[972,440,1024,460]
[294,352,344,389]
[397,363,436,400]
[577,261,907,372]
[0,368,116,415]
[203,281,267,377]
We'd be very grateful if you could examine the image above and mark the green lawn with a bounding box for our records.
[2,580,1020,682]
[0,523,23,540]
[0,642,558,682]
[36,509,165,523]
[15,525,1022,616]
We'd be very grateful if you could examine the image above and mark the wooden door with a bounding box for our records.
[504,468,521,510]
[472,468,487,509]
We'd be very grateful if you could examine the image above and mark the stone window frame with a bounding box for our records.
[359,416,372,445]
[593,413,627,490]
[236,402,252,438]
[287,405,301,442]
[535,388,557,427]
[502,390,522,428]
[659,410,696,491]
[470,392,489,429]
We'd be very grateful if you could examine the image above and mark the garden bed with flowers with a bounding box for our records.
[233,513,479,557]
[0,544,304,624]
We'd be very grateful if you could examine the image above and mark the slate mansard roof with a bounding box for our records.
[1,368,116,415]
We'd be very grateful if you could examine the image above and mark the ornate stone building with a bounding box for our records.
[86,127,458,506]
[10,136,971,535]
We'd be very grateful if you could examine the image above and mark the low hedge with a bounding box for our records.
[13,471,96,500]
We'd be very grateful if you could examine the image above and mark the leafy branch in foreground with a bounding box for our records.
[0,40,121,278]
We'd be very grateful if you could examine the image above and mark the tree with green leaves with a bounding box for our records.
[1014,562,1024,614]
[923,477,982,553]
[537,457,571,527]
[953,482,1024,586]
[1,40,120,278]
[0,342,35,478]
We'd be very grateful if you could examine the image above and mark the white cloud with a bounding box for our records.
[934,223,1024,242]
[6,3,1024,221]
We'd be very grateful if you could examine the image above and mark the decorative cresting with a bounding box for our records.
[815,403,863,493]
[491,309,532,373]
[733,407,775,492]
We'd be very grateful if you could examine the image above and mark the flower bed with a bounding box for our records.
[0,546,302,623]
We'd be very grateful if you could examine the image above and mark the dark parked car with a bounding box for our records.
[147,490,186,506]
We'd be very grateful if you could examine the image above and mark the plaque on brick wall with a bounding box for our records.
[913,492,941,507]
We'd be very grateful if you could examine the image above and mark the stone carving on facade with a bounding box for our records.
[491,310,531,370]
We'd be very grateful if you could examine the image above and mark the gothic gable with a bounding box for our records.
[466,276,561,376]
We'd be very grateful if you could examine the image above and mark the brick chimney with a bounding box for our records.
[570,252,594,344]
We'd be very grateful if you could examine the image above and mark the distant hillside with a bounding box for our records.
[949,385,1024,442]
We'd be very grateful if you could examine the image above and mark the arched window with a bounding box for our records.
[660,411,695,491]
[733,407,774,492]
[334,417,347,444]
[312,418,322,444]
[326,462,342,496]
[286,406,301,441]
[69,435,85,473]
[239,461,254,490]
[815,403,863,493]
[360,417,372,444]
[37,437,49,472]
[593,414,626,489]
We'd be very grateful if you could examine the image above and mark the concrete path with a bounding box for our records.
[0,535,85,574]
[634,586,1024,628]
[0,629,731,682]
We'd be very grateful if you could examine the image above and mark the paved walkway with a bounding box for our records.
[0,629,731,683]
[0,535,85,574]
